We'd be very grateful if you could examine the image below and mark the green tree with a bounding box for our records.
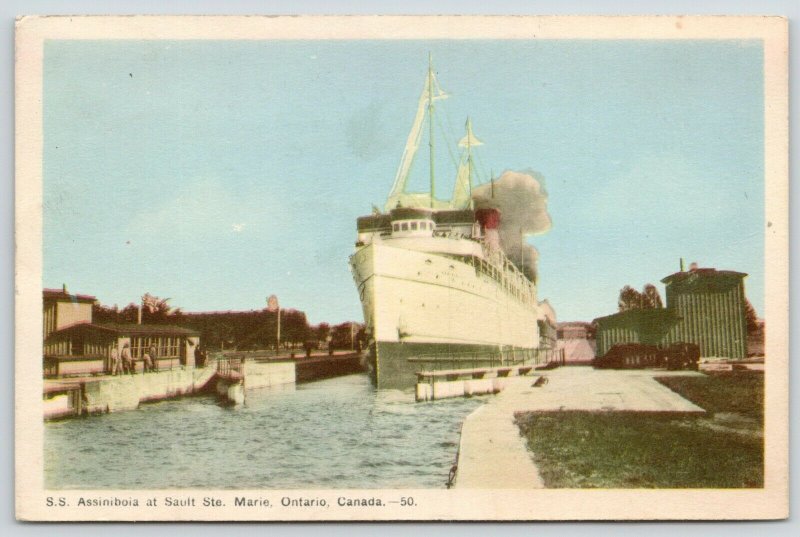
[642,284,663,309]
[618,284,663,311]
[744,299,759,335]
[315,322,331,343]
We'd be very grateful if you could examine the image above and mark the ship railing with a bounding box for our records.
[474,249,535,302]
[408,348,548,372]
[217,356,243,377]
[408,348,565,372]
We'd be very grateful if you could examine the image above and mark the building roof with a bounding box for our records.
[537,300,557,324]
[43,288,97,304]
[557,321,593,329]
[661,268,747,286]
[592,308,681,327]
[50,322,200,338]
[93,323,200,336]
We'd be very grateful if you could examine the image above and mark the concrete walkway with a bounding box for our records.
[453,366,705,489]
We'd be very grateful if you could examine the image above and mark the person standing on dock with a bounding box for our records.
[110,346,121,376]
[142,351,153,373]
[121,343,133,375]
[149,344,159,372]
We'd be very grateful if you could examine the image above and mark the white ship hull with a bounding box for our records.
[350,241,541,389]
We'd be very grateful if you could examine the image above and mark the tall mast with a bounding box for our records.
[428,52,435,209]
[454,117,483,209]
[384,54,448,212]
[466,117,474,208]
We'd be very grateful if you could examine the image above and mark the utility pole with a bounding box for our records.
[267,295,281,354]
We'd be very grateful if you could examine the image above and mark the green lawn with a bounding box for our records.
[515,372,763,488]
[656,371,764,422]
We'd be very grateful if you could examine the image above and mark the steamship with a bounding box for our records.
[349,57,541,389]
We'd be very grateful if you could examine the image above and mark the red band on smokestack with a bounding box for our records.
[475,208,501,229]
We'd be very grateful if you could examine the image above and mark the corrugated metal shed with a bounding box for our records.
[661,269,748,359]
[593,309,680,357]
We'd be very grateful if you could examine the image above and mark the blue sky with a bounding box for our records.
[43,39,764,324]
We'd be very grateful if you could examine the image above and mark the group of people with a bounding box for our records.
[109,343,159,375]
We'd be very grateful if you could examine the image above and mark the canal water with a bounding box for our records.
[44,374,486,489]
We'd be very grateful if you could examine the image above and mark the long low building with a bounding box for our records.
[45,322,200,376]
[43,287,200,377]
[593,309,681,358]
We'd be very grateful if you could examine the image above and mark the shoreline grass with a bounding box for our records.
[516,371,764,488]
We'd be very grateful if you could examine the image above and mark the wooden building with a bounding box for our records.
[43,286,95,340]
[661,268,748,359]
[593,309,680,358]
[43,288,200,377]
[45,323,200,376]
[555,322,597,364]
[593,266,749,361]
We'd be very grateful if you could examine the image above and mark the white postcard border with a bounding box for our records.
[14,15,789,521]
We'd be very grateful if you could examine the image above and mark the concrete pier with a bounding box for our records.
[44,351,366,418]
[452,367,705,489]
[215,359,295,405]
[44,364,219,418]
[415,364,534,401]
[217,350,364,384]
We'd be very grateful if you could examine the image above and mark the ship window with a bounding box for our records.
[401,223,408,231]
[411,222,418,230]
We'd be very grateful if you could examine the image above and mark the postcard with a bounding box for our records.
[15,15,788,521]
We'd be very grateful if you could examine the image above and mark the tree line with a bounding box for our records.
[92,296,365,352]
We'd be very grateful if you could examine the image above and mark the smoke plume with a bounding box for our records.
[472,170,552,281]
